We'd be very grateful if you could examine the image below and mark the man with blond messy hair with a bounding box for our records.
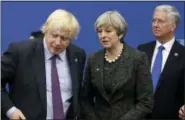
[1,9,86,120]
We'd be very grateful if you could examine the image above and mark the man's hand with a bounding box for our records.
[10,109,26,120]
[179,105,185,120]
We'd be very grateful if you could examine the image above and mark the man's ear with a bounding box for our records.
[171,23,177,32]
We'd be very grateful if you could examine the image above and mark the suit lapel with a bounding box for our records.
[93,49,109,101]
[32,39,47,112]
[66,44,78,116]
[145,41,156,66]
[110,44,131,97]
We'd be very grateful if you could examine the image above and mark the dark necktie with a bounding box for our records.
[51,55,65,119]
[151,45,164,93]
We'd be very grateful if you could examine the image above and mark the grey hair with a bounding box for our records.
[154,4,180,26]
[95,10,128,39]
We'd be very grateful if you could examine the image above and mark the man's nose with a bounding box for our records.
[153,21,159,27]
[55,38,61,46]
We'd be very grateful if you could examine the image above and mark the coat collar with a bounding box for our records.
[91,44,131,101]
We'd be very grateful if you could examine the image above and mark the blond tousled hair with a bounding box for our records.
[41,9,80,40]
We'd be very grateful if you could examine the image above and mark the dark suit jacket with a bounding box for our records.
[1,38,86,120]
[138,40,185,119]
[81,44,153,120]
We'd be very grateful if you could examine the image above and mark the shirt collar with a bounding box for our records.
[156,37,175,52]
[43,37,66,61]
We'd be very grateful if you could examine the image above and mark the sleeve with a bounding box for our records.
[80,54,100,120]
[6,106,18,118]
[79,49,87,81]
[1,43,18,115]
[119,52,153,120]
[176,58,185,112]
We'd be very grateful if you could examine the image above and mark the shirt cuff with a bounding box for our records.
[6,106,17,118]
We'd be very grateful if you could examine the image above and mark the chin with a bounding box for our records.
[153,33,161,38]
[103,46,111,49]
[51,50,61,55]
[156,35,163,39]
[102,44,110,48]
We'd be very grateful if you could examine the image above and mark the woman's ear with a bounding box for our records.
[118,34,123,40]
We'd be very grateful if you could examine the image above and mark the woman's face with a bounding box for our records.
[97,26,121,49]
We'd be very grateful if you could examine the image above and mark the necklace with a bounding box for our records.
[104,47,123,63]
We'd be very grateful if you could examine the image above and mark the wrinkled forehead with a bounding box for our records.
[153,10,168,17]
[153,11,169,20]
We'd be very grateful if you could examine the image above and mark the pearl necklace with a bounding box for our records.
[104,48,123,63]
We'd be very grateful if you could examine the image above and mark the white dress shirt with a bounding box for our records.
[151,37,175,73]
[43,38,72,119]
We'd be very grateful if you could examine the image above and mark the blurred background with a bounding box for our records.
[1,1,184,54]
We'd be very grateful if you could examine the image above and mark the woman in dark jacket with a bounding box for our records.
[81,10,153,120]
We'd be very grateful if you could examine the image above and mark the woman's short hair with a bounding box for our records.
[95,10,128,39]
[154,4,180,26]
[41,9,80,40]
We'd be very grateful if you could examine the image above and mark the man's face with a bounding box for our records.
[152,11,175,40]
[44,29,71,55]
